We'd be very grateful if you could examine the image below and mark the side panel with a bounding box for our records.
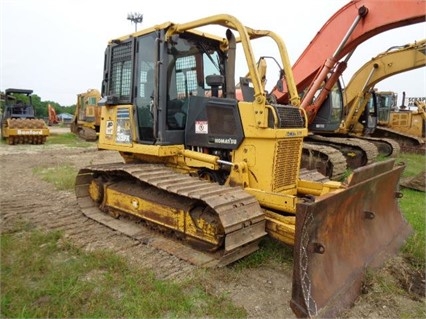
[185,96,244,149]
[99,105,134,148]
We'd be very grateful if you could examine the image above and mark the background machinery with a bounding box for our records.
[1,88,49,145]
[70,89,102,141]
[309,39,426,163]
[371,90,426,153]
[270,0,426,180]
[75,13,411,318]
[47,104,59,126]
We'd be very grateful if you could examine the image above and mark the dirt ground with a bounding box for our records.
[1,128,424,318]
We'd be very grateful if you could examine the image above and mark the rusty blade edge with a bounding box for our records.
[290,162,412,318]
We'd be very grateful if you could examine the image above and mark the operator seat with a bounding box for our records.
[167,99,187,129]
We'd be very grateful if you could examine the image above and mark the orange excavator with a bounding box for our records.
[270,0,426,180]
[47,104,59,126]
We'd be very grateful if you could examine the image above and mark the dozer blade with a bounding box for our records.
[291,159,412,318]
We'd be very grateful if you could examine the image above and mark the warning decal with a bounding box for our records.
[195,121,208,134]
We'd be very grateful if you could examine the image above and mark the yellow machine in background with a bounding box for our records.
[75,14,411,318]
[340,39,426,153]
[307,39,426,159]
[70,89,101,141]
[372,90,425,152]
[1,88,49,145]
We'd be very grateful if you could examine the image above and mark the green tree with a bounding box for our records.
[0,90,76,119]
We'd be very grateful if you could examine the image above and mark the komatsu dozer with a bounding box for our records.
[75,15,412,318]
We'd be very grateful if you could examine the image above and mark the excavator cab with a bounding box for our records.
[376,91,398,124]
[308,82,345,132]
[361,92,379,135]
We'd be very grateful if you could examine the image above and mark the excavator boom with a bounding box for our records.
[272,0,426,105]
[277,0,425,180]
[342,39,426,133]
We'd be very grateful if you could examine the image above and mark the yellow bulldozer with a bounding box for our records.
[1,88,49,145]
[75,14,412,318]
[70,89,101,141]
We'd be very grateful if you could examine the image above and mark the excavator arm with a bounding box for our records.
[271,0,426,123]
[47,104,58,125]
[340,39,426,135]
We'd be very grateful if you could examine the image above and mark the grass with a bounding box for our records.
[0,227,246,318]
[46,132,93,147]
[232,237,294,270]
[0,131,92,147]
[400,188,426,268]
[396,152,425,177]
[396,152,426,269]
[33,164,78,191]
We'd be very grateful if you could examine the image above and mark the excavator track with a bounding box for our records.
[372,126,426,153]
[351,135,401,157]
[306,135,379,170]
[301,142,348,180]
[75,163,267,267]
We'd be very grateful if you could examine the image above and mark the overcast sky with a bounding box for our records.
[1,0,425,106]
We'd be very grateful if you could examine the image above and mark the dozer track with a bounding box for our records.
[75,163,267,267]
[70,123,98,141]
[301,142,348,180]
[79,127,98,141]
[306,135,379,170]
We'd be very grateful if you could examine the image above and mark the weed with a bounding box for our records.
[0,228,246,318]
[46,133,92,147]
[33,164,78,190]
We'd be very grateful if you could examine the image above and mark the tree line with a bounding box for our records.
[0,91,76,119]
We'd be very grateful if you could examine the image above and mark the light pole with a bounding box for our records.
[127,12,143,32]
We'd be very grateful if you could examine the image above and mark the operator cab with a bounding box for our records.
[4,89,36,119]
[101,27,244,150]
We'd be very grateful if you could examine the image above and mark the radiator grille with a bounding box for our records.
[273,139,302,191]
[274,105,305,128]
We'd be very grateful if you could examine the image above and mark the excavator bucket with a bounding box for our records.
[291,159,412,318]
